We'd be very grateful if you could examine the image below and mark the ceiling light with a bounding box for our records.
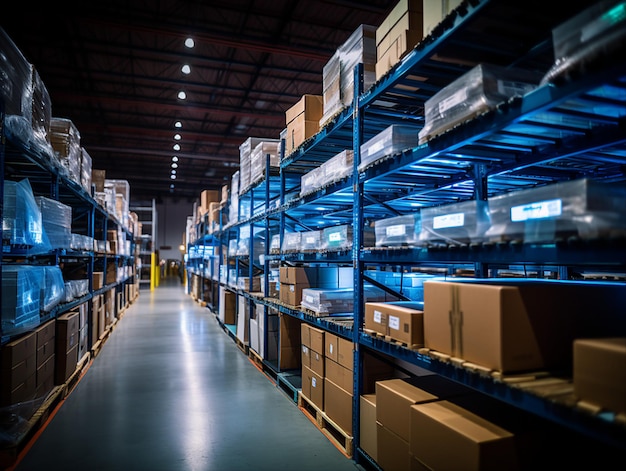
[181,64,191,75]
[171,169,177,175]
[174,121,182,128]
[171,174,177,180]
[171,162,178,169]
[174,133,182,141]
[178,91,187,100]
[173,144,180,151]
[170,183,175,189]
[185,37,194,48]
[172,156,179,162]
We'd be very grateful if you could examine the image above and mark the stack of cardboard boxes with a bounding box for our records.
[284,95,323,157]
[54,310,79,385]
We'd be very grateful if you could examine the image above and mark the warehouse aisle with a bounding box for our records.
[13,278,363,471]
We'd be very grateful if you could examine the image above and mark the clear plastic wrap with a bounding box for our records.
[3,179,51,255]
[300,230,321,252]
[321,224,353,251]
[105,179,130,206]
[419,64,540,144]
[50,117,82,184]
[41,265,65,312]
[302,149,355,196]
[250,140,280,186]
[542,0,626,84]
[1,265,42,334]
[281,231,302,253]
[359,124,419,170]
[80,148,93,194]
[270,234,281,254]
[374,213,421,247]
[485,178,626,243]
[320,25,376,127]
[301,284,386,314]
[35,196,72,250]
[419,199,491,246]
[300,166,325,196]
[239,137,264,194]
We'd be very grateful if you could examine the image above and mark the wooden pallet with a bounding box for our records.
[298,392,353,458]
[235,337,249,355]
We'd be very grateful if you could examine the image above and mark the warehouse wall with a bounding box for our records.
[157,198,195,263]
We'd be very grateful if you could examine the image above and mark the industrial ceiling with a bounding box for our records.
[3,0,399,204]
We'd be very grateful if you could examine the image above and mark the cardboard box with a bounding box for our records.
[200,189,220,208]
[360,394,378,461]
[423,279,626,373]
[35,319,56,350]
[1,373,36,406]
[325,332,354,370]
[285,95,323,155]
[279,282,308,307]
[36,353,55,388]
[219,288,236,325]
[376,0,423,44]
[326,357,352,393]
[279,313,301,370]
[376,10,423,58]
[423,0,463,37]
[376,29,423,80]
[310,349,324,377]
[280,266,319,284]
[377,422,411,471]
[1,353,36,395]
[574,337,626,415]
[376,375,472,441]
[56,310,80,352]
[309,326,325,354]
[365,302,424,346]
[410,400,517,471]
[55,344,78,384]
[301,344,311,370]
[324,378,353,434]
[1,331,36,369]
[36,336,55,369]
[302,365,324,410]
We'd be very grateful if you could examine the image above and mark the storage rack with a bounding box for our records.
[0,114,137,348]
[130,199,158,291]
[186,0,626,466]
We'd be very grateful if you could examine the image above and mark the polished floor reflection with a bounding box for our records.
[14,278,363,471]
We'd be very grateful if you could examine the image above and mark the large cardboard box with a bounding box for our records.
[325,332,354,370]
[279,313,301,370]
[56,311,80,353]
[310,349,324,377]
[377,423,411,471]
[200,189,220,208]
[423,0,463,36]
[55,344,78,385]
[423,279,626,373]
[365,302,424,347]
[218,287,236,325]
[309,326,325,354]
[360,394,378,461]
[573,337,626,415]
[36,353,55,390]
[376,375,471,441]
[410,400,517,471]
[285,95,323,156]
[34,319,55,368]
[326,357,352,393]
[301,365,324,410]
[324,378,353,434]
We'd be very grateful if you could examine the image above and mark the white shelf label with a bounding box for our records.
[511,198,562,222]
[433,212,465,229]
[386,224,406,237]
[329,232,342,242]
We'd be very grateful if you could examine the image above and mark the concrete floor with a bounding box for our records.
[14,278,364,471]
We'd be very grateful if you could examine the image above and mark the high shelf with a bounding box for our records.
[187,0,626,467]
[131,199,158,290]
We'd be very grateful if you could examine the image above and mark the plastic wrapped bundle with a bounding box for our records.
[323,149,353,184]
[50,117,82,183]
[239,137,264,194]
[80,148,93,194]
[300,230,321,252]
[41,265,65,312]
[374,213,421,247]
[485,178,626,244]
[419,199,490,247]
[35,196,72,250]
[1,265,42,334]
[542,0,626,85]
[281,231,302,253]
[419,64,540,144]
[3,179,51,255]
[359,124,419,171]
[31,67,52,150]
[250,140,280,186]
[300,166,325,196]
[270,234,281,254]
[301,287,354,314]
[321,224,375,251]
